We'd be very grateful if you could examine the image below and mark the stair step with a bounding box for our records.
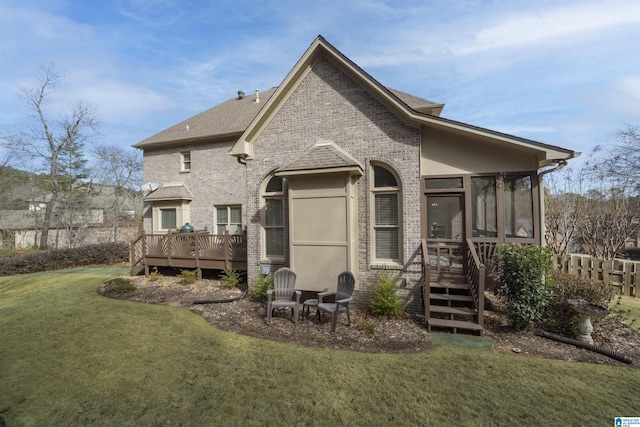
[430,282,470,290]
[430,305,477,316]
[430,294,474,302]
[428,318,483,331]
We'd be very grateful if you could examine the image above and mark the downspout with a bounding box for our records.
[537,159,571,247]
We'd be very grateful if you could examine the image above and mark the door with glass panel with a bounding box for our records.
[425,194,464,272]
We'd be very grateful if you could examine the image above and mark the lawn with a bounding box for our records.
[611,295,640,332]
[1,268,639,426]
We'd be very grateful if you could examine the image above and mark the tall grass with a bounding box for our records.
[1,268,639,426]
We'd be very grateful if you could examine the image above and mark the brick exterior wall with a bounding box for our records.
[141,139,246,234]
[245,56,424,313]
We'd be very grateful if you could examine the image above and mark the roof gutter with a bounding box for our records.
[236,154,248,165]
[538,159,568,177]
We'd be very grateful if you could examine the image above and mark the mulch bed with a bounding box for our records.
[98,275,640,368]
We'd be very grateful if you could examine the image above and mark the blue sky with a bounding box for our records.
[1,0,639,164]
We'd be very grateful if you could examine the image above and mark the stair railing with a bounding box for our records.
[465,238,485,328]
[130,234,145,276]
[421,238,431,325]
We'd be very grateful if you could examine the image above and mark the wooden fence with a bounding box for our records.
[553,254,638,297]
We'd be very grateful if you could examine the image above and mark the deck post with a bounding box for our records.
[223,230,230,269]
[166,230,173,267]
[195,232,202,280]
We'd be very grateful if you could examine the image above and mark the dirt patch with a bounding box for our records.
[98,275,640,367]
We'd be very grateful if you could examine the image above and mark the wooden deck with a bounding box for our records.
[130,231,247,278]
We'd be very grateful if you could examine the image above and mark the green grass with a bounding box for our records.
[1,268,639,426]
[611,295,640,332]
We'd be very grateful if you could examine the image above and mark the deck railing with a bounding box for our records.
[130,230,247,277]
[421,239,431,324]
[465,238,485,328]
[424,238,464,272]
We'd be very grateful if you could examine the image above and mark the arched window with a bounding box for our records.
[262,175,285,259]
[371,164,401,262]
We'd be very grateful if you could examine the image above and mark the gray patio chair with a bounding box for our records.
[266,267,301,324]
[316,271,355,333]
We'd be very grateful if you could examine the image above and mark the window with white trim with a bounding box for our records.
[180,151,191,172]
[262,175,285,259]
[216,205,242,234]
[161,208,177,230]
[372,164,401,262]
[152,200,190,233]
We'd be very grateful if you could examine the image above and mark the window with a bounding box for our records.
[504,175,533,238]
[425,177,463,190]
[161,208,177,230]
[471,176,497,237]
[262,175,285,259]
[372,165,401,262]
[216,206,242,234]
[180,152,191,172]
[152,200,190,233]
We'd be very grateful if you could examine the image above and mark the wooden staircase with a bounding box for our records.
[425,271,483,334]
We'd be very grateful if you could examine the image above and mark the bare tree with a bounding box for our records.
[612,124,640,186]
[5,63,98,249]
[92,145,142,241]
[545,124,640,260]
[544,168,583,256]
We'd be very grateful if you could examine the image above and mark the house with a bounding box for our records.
[132,36,577,333]
[0,184,141,249]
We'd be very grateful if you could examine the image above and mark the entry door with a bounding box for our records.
[288,173,357,292]
[425,194,464,271]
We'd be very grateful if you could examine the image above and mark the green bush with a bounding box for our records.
[494,244,554,330]
[250,274,273,302]
[370,271,404,318]
[542,271,615,334]
[102,277,137,295]
[220,267,242,288]
[178,269,197,285]
[356,318,376,334]
[0,242,130,276]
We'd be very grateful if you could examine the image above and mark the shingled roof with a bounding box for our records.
[133,87,440,149]
[144,182,193,201]
[133,88,278,149]
[276,141,364,175]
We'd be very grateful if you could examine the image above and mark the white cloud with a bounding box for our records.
[453,0,640,56]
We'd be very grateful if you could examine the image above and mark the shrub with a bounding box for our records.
[148,267,162,282]
[542,271,615,334]
[102,277,137,295]
[494,244,554,330]
[220,267,242,288]
[356,318,376,334]
[370,271,404,318]
[250,274,273,302]
[178,269,197,285]
[0,242,130,276]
